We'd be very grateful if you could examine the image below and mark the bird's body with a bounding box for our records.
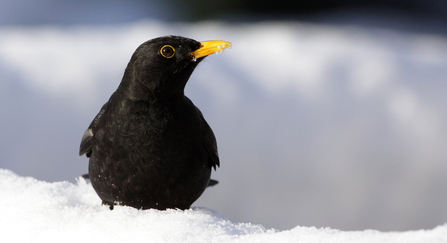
[79,36,231,210]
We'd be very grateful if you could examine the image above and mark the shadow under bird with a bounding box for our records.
[79,36,232,210]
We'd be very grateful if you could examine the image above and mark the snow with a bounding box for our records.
[1,169,446,242]
[1,20,447,231]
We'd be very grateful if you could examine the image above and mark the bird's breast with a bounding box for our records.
[101,103,205,164]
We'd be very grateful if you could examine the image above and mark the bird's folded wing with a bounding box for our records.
[79,102,108,157]
[203,122,220,170]
[79,128,93,156]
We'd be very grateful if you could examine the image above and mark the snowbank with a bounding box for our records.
[0,169,445,242]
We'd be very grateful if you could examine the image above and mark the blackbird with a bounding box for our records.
[79,36,231,210]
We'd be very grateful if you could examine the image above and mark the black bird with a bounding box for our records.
[79,36,231,210]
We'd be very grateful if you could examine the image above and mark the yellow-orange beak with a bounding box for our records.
[190,40,232,59]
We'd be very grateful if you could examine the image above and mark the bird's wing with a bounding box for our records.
[204,125,220,170]
[79,102,108,157]
[79,128,93,157]
[198,108,220,170]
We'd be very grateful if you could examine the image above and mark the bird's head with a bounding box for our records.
[122,35,232,101]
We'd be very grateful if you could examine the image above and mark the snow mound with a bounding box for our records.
[0,169,445,242]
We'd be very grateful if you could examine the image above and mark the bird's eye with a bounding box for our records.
[160,45,175,58]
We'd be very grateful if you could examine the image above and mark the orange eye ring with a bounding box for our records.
[160,45,175,58]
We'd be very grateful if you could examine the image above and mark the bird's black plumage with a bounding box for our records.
[79,36,231,210]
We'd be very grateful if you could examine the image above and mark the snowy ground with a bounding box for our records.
[1,20,447,232]
[1,169,446,242]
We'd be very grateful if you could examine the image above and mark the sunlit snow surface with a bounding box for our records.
[1,20,447,231]
[1,169,446,242]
